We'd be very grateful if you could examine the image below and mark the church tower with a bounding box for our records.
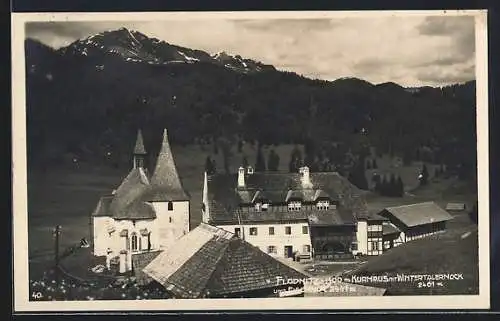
[146,129,191,249]
[133,129,147,169]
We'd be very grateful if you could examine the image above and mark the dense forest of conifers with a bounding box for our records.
[25,38,477,183]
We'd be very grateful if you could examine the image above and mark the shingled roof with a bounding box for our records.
[133,129,147,155]
[92,128,189,220]
[146,129,189,202]
[205,171,367,225]
[380,202,454,228]
[141,223,308,298]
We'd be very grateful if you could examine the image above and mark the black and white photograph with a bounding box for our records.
[12,10,489,311]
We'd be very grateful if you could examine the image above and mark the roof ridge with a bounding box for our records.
[387,201,436,209]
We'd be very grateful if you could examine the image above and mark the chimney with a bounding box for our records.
[300,166,312,188]
[238,166,246,188]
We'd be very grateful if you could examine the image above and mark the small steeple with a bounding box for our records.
[133,129,146,169]
[149,129,188,201]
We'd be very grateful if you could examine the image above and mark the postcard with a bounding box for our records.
[12,10,490,311]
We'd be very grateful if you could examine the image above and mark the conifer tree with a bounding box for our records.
[389,173,397,196]
[205,156,215,174]
[379,175,388,195]
[420,163,429,186]
[289,147,302,173]
[242,155,248,168]
[396,176,404,197]
[348,159,369,190]
[268,149,280,171]
[255,145,266,172]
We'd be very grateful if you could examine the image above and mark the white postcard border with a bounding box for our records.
[12,10,490,312]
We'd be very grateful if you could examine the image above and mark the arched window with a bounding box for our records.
[131,233,138,252]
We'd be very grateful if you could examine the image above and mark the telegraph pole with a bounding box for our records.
[53,225,62,284]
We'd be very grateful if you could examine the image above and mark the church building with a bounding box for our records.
[91,129,190,262]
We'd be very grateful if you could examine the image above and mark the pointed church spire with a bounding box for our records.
[133,129,146,169]
[149,129,188,201]
[134,129,147,155]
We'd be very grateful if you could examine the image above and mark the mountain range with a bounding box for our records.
[24,28,476,177]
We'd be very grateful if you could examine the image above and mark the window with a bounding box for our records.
[131,233,138,252]
[169,217,172,223]
[303,245,311,253]
[267,246,277,254]
[285,226,292,235]
[234,228,241,238]
[168,202,173,211]
[316,200,330,210]
[302,226,309,234]
[288,201,302,211]
[371,241,379,251]
[288,201,301,211]
[269,227,275,235]
[249,227,258,236]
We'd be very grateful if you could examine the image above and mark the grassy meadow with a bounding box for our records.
[27,144,303,270]
[26,142,476,281]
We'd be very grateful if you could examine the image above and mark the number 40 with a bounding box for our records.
[31,292,43,299]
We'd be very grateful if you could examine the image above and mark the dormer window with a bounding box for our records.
[316,200,330,210]
[255,202,270,212]
[288,201,302,211]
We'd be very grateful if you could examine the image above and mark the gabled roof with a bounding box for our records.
[251,190,269,203]
[109,167,150,215]
[92,195,114,217]
[383,223,401,235]
[206,171,368,225]
[133,129,147,155]
[286,190,303,202]
[148,129,189,201]
[381,202,454,228]
[113,200,156,220]
[132,250,163,286]
[313,189,331,202]
[141,223,307,298]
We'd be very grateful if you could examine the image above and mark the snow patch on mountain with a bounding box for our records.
[177,51,200,62]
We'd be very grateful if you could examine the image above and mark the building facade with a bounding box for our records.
[202,165,369,260]
[91,129,190,259]
[377,202,454,246]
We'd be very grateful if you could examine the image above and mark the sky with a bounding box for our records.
[25,15,476,87]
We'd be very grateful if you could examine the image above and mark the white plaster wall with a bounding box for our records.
[93,217,158,256]
[93,216,113,256]
[355,220,368,255]
[153,201,190,250]
[216,223,312,258]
